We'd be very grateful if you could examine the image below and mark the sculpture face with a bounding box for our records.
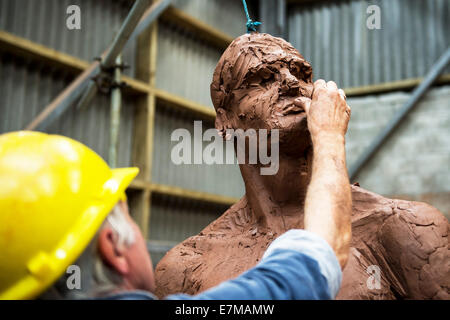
[211,33,314,155]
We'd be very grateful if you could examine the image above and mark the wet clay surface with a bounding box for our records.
[211,33,314,155]
[156,186,449,299]
[155,33,450,300]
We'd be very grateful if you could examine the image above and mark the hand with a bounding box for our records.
[295,79,351,143]
[301,79,353,269]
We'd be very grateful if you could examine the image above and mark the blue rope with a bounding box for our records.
[242,0,261,33]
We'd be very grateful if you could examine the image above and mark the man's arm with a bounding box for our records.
[167,229,342,300]
[301,79,352,269]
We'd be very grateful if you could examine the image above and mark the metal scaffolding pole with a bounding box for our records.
[25,0,172,131]
[109,55,123,168]
[349,47,450,180]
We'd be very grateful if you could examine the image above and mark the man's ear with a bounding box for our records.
[98,227,129,275]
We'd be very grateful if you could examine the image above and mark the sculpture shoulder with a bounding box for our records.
[154,233,207,297]
[154,198,249,298]
[350,185,448,226]
[351,184,448,239]
[351,185,396,218]
[378,197,449,299]
[351,185,449,299]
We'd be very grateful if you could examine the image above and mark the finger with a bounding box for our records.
[345,105,351,118]
[327,81,338,90]
[312,79,326,99]
[313,79,326,89]
[294,97,311,114]
[339,89,346,100]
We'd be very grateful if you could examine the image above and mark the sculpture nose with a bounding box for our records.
[280,67,300,96]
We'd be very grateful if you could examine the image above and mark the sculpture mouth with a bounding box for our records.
[277,92,309,116]
[281,103,305,116]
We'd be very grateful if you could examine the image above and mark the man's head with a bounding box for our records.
[211,33,314,155]
[41,200,155,299]
[97,200,155,294]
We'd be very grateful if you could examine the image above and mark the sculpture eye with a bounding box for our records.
[243,67,274,87]
[258,67,274,85]
[289,62,302,79]
[258,67,272,79]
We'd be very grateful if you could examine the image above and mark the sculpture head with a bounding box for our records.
[211,33,314,156]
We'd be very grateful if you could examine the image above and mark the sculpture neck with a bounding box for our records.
[239,147,312,231]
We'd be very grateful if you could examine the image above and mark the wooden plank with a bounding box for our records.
[344,74,450,97]
[0,30,87,72]
[147,23,158,177]
[160,5,233,50]
[128,180,239,206]
[0,30,149,96]
[0,30,217,121]
[130,22,159,238]
[145,22,159,238]
[151,183,239,206]
[3,25,450,102]
[130,189,151,238]
[152,87,216,120]
[129,179,150,190]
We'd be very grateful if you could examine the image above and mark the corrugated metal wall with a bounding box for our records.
[156,22,221,107]
[152,103,244,198]
[287,0,450,88]
[172,0,250,38]
[0,0,137,77]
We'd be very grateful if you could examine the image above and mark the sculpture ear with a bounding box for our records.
[215,108,229,138]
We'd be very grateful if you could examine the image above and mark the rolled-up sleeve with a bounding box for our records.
[167,229,342,300]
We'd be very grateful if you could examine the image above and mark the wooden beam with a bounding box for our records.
[152,87,216,120]
[344,74,450,97]
[0,30,87,73]
[161,5,233,50]
[151,183,239,206]
[131,22,160,238]
[144,21,159,239]
[129,179,151,190]
[0,30,216,121]
[0,30,149,96]
[4,29,450,107]
[129,180,239,206]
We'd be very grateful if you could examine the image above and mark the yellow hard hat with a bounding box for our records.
[0,131,139,300]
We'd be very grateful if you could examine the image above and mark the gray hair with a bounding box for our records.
[39,204,136,299]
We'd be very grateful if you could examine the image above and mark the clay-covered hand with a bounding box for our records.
[296,79,351,143]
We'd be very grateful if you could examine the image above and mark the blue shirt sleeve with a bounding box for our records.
[166,229,342,300]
